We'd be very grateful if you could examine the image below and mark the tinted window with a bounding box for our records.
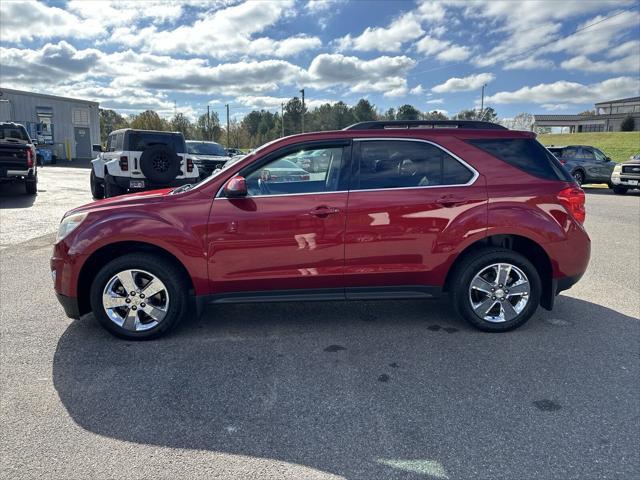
[562,147,579,159]
[577,148,594,160]
[128,132,186,153]
[356,140,473,190]
[0,124,29,141]
[114,132,124,151]
[186,141,226,156]
[469,138,573,182]
[244,146,345,196]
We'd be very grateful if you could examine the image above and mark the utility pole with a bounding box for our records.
[480,84,486,119]
[225,103,230,147]
[281,102,285,137]
[174,100,177,118]
[207,105,210,141]
[299,88,305,133]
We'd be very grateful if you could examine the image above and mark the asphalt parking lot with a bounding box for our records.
[1,166,639,480]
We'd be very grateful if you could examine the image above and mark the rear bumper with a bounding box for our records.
[56,292,81,319]
[108,175,195,190]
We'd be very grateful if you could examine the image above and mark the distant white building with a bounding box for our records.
[0,87,100,160]
[533,96,640,133]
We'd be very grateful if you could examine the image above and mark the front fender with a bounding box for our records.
[91,157,105,178]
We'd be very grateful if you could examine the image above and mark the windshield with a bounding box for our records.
[187,141,226,156]
[0,124,30,141]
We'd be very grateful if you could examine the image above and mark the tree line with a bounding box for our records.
[99,97,501,148]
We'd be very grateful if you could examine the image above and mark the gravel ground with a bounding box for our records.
[1,168,638,480]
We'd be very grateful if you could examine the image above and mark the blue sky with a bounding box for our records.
[1,0,639,121]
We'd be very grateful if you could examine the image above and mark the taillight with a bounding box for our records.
[558,186,586,224]
[119,156,128,171]
[300,174,310,181]
[559,159,567,165]
[26,148,34,168]
[186,158,194,172]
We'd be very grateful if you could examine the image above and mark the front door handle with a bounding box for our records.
[309,206,341,217]
[436,195,467,207]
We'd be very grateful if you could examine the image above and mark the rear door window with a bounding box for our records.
[355,140,474,190]
[468,138,573,182]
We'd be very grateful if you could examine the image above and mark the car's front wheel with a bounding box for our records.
[90,253,190,339]
[450,248,541,332]
[90,170,104,199]
[612,186,628,195]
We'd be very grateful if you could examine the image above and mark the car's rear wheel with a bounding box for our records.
[572,170,584,186]
[25,176,37,195]
[90,170,104,199]
[90,253,189,340]
[450,248,541,332]
[104,175,124,198]
[612,186,628,195]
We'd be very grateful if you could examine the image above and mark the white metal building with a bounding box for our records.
[0,87,100,160]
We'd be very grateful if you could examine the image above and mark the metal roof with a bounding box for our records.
[594,96,640,105]
[0,87,99,106]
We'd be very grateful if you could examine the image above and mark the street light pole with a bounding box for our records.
[281,102,285,137]
[225,103,230,147]
[480,84,486,119]
[299,88,305,133]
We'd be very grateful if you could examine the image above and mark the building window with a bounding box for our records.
[72,108,90,126]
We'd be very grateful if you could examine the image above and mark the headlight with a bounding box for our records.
[57,212,88,241]
[613,164,622,173]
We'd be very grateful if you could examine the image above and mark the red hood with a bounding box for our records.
[66,188,174,216]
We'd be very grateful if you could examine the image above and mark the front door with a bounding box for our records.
[344,139,487,296]
[207,141,351,297]
[74,127,91,159]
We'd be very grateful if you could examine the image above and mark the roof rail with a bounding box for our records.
[343,120,507,131]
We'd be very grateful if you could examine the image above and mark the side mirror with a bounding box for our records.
[92,144,104,153]
[223,176,247,198]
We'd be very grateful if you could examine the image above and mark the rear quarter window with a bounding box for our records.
[468,138,573,182]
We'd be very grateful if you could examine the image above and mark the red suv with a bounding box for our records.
[51,120,590,339]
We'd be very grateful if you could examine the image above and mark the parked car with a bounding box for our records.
[52,120,590,340]
[291,149,331,173]
[225,147,243,157]
[0,122,37,195]
[610,155,640,194]
[546,145,615,187]
[186,140,229,180]
[90,129,199,198]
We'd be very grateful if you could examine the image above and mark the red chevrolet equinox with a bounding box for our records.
[51,120,590,339]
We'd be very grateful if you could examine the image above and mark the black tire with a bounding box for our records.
[89,253,190,340]
[90,170,105,199]
[450,248,542,332]
[139,144,180,184]
[612,186,628,195]
[572,169,585,186]
[104,175,124,198]
[36,154,43,166]
[25,176,37,195]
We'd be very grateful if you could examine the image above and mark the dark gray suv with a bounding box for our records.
[547,145,616,187]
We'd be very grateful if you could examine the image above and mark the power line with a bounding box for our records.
[412,8,634,76]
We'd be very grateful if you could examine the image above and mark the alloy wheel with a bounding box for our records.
[468,263,530,323]
[102,269,169,332]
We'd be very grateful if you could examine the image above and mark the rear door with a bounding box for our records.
[206,140,351,297]
[344,139,486,297]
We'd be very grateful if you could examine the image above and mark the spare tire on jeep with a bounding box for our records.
[139,144,181,184]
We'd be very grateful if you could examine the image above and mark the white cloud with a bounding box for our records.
[503,57,555,70]
[432,73,495,93]
[608,40,640,59]
[415,35,471,62]
[541,104,570,111]
[416,0,446,23]
[426,98,444,104]
[409,85,425,95]
[336,12,425,52]
[235,95,336,110]
[306,0,334,13]
[485,77,640,104]
[307,53,415,96]
[0,0,101,42]
[561,54,640,74]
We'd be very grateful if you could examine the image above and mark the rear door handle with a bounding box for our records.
[309,206,341,217]
[436,195,467,207]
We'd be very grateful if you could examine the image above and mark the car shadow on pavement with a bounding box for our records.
[52,296,639,480]
[0,182,37,208]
